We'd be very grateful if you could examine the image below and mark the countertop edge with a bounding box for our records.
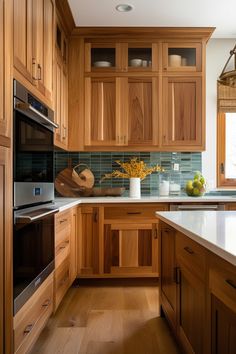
[155,212,236,267]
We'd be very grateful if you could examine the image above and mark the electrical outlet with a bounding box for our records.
[173,163,179,171]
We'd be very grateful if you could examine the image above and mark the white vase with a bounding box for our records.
[129,177,141,198]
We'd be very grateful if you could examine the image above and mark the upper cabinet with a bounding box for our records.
[0,0,12,144]
[162,42,202,72]
[13,0,55,106]
[69,28,214,152]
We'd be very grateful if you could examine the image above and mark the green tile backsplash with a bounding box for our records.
[54,151,201,196]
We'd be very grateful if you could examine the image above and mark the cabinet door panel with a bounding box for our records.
[178,265,205,354]
[162,77,202,148]
[85,78,117,146]
[104,223,156,276]
[13,0,33,81]
[128,79,153,144]
[211,295,236,354]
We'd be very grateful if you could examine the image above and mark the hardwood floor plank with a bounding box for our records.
[31,279,180,354]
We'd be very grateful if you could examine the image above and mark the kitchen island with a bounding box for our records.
[155,210,236,354]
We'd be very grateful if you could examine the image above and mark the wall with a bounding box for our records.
[203,38,236,188]
[55,151,201,195]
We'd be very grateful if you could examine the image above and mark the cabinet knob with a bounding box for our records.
[24,323,34,335]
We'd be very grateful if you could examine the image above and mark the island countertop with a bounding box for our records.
[155,210,236,266]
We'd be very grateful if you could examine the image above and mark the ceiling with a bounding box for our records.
[68,0,236,38]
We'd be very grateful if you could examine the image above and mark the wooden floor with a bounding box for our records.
[31,279,180,354]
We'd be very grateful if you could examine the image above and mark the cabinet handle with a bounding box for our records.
[38,64,42,81]
[24,323,34,335]
[184,246,194,254]
[226,279,236,289]
[127,212,141,215]
[153,228,158,239]
[42,299,51,308]
[32,58,37,80]
[62,126,67,140]
[174,267,180,284]
[94,212,98,223]
[59,218,67,224]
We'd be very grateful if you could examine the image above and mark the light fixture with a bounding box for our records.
[115,4,133,12]
[218,44,236,88]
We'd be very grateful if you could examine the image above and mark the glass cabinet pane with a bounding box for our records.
[168,47,196,67]
[128,47,152,68]
[91,48,115,68]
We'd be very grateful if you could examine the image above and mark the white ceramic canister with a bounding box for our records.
[168,54,181,67]
[159,180,170,196]
[129,177,141,198]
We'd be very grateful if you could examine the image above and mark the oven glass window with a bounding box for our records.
[14,112,54,182]
[13,214,54,300]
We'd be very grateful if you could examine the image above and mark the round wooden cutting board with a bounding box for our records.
[55,168,82,197]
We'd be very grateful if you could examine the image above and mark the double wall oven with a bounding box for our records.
[13,80,58,314]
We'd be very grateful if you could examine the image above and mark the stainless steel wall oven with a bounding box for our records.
[13,80,59,314]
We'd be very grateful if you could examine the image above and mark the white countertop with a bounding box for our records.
[156,211,236,266]
[54,195,236,211]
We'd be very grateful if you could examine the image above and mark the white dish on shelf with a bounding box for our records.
[130,58,142,67]
[93,61,112,67]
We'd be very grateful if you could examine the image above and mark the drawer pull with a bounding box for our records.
[184,246,194,254]
[174,267,181,284]
[127,212,142,215]
[24,323,34,335]
[153,228,158,239]
[60,218,67,224]
[42,299,51,308]
[226,279,236,289]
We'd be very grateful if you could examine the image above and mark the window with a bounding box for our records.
[217,112,236,187]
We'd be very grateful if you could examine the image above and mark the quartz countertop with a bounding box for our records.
[155,210,236,266]
[53,194,236,212]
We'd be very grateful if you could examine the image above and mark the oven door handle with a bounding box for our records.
[15,102,59,129]
[15,208,59,224]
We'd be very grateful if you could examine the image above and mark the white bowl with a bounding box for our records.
[93,61,112,67]
[130,59,142,67]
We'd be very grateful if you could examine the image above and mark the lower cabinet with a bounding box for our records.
[78,206,100,275]
[209,255,236,354]
[159,221,236,354]
[54,208,77,311]
[104,223,158,276]
[13,274,53,354]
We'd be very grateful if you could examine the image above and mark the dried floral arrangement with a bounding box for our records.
[101,157,164,181]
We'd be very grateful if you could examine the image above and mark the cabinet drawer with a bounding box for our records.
[54,257,70,311]
[55,209,71,234]
[55,237,70,268]
[209,255,236,313]
[176,232,206,280]
[104,204,168,221]
[14,274,53,354]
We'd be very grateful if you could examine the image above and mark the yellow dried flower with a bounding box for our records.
[101,157,164,181]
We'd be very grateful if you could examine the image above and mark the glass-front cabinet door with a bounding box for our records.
[84,43,118,72]
[127,43,158,71]
[162,77,202,149]
[163,42,202,72]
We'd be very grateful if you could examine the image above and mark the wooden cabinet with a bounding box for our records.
[13,0,54,105]
[208,255,236,354]
[103,204,167,277]
[54,17,68,149]
[14,274,53,354]
[78,206,101,275]
[69,28,213,151]
[84,76,159,147]
[54,207,77,311]
[162,42,202,72]
[0,0,12,144]
[159,221,236,354]
[162,76,203,150]
[0,145,12,354]
[159,226,177,332]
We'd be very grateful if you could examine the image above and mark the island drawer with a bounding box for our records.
[55,209,71,235]
[209,255,236,313]
[104,204,168,220]
[54,256,70,311]
[176,231,206,280]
